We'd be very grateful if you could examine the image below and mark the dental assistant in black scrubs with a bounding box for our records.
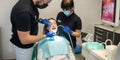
[56,0,82,49]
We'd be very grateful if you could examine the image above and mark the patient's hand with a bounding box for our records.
[46,32,55,37]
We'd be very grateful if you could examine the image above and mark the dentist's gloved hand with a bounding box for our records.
[63,26,73,35]
[39,18,51,27]
[46,32,56,37]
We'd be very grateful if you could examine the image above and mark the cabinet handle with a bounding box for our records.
[96,28,104,32]
[96,40,103,43]
[96,32,103,35]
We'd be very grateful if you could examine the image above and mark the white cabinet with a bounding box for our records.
[82,43,109,60]
[82,49,99,60]
[0,28,1,59]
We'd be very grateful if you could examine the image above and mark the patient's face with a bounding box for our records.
[48,19,57,33]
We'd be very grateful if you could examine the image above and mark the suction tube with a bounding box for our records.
[58,25,74,50]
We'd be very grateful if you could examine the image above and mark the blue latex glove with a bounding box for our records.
[39,19,51,27]
[46,32,56,37]
[63,26,73,35]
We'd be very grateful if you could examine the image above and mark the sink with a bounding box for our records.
[84,42,104,50]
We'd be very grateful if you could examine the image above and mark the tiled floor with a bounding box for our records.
[75,54,85,60]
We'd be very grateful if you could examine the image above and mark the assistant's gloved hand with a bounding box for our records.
[39,18,51,27]
[63,26,73,35]
[46,32,56,37]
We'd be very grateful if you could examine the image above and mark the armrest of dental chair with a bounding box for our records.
[81,32,88,43]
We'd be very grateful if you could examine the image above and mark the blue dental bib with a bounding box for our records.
[38,36,70,59]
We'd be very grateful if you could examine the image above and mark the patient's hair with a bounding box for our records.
[43,18,57,34]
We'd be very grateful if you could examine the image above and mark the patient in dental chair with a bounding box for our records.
[37,18,76,60]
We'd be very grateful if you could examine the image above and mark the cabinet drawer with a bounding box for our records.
[114,33,120,45]
[94,35,106,42]
[95,27,107,35]
[95,27,105,32]
[95,31,107,37]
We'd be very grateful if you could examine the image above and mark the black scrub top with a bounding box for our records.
[56,12,82,48]
[10,0,39,48]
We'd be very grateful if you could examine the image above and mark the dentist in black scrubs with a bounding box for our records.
[10,0,55,60]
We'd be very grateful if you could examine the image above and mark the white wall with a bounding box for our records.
[75,0,102,33]
[39,0,102,33]
[0,0,102,59]
[0,0,18,59]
